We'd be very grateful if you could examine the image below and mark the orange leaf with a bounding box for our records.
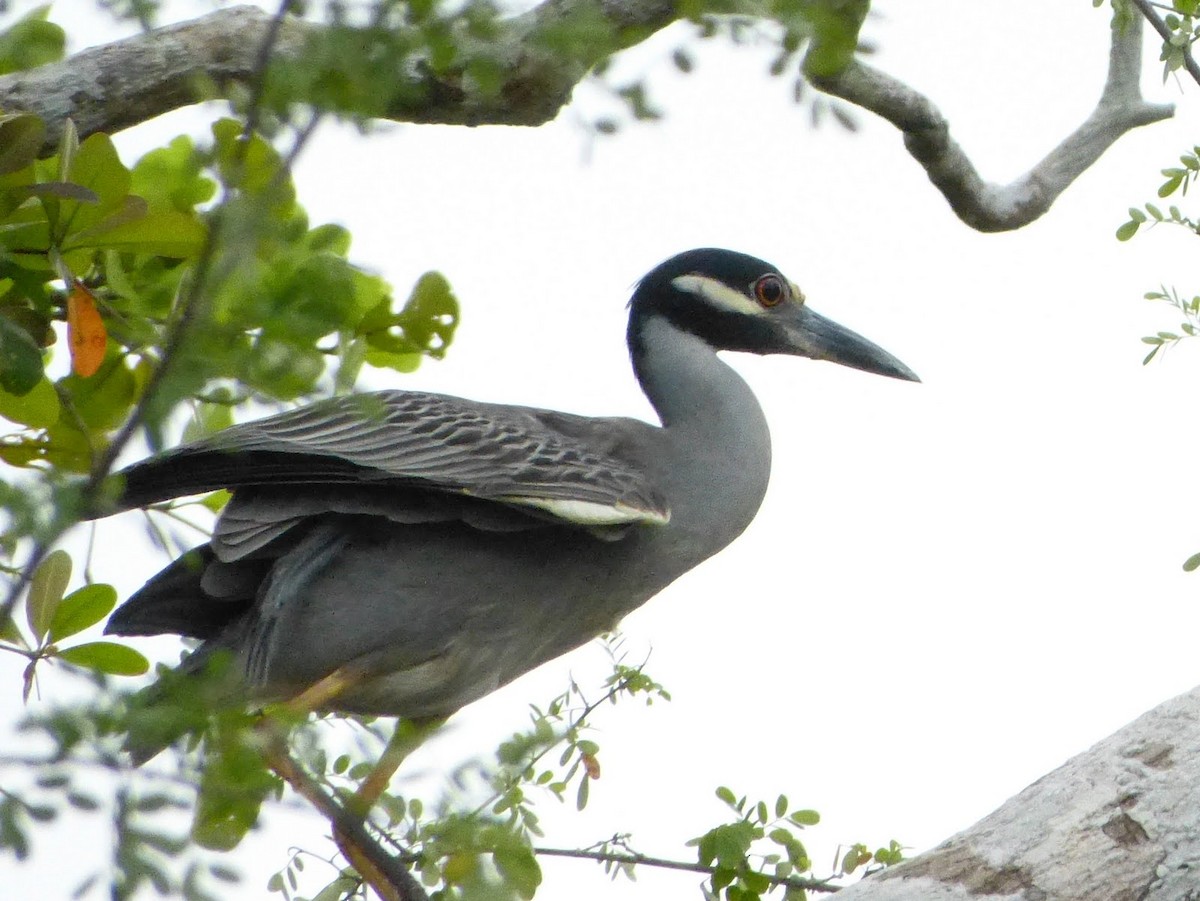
[582,752,601,780]
[67,281,107,377]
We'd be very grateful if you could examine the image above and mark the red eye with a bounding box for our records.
[754,274,786,307]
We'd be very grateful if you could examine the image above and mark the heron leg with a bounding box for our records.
[347,717,445,819]
[276,668,444,817]
[283,664,369,713]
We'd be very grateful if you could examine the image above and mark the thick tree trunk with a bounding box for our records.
[836,686,1200,901]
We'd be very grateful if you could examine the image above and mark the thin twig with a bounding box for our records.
[1129,0,1200,86]
[533,845,841,894]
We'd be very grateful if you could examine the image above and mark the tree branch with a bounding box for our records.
[534,844,841,893]
[0,0,678,153]
[826,684,1200,901]
[808,14,1174,231]
[1,4,1173,234]
[1130,0,1200,87]
[265,739,429,901]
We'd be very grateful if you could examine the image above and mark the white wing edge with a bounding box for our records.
[499,496,671,526]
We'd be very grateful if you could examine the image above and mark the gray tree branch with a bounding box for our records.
[1130,0,1200,87]
[828,684,1200,901]
[809,14,1174,231]
[0,0,675,151]
[0,5,1172,233]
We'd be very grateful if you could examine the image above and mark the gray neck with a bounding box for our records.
[631,314,773,551]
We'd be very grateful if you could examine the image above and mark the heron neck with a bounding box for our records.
[628,313,763,432]
[627,313,772,552]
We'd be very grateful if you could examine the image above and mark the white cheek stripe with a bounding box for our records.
[671,274,763,317]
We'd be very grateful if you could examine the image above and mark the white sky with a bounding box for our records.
[5,1,1200,899]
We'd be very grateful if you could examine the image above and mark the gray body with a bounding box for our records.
[105,248,914,722]
[258,322,769,714]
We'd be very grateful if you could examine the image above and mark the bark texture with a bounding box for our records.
[809,15,1173,230]
[0,4,1172,232]
[834,685,1200,901]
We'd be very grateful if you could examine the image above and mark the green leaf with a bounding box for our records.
[706,821,758,868]
[364,348,423,374]
[0,315,45,396]
[57,641,149,675]
[0,376,59,428]
[58,355,137,430]
[130,135,216,214]
[63,209,207,258]
[47,132,130,241]
[311,876,360,901]
[26,549,71,643]
[1183,552,1200,572]
[1115,220,1140,241]
[182,401,235,444]
[789,809,820,826]
[0,113,46,176]
[48,583,117,642]
[56,118,78,184]
[1159,173,1184,197]
[715,785,737,806]
[0,611,24,646]
[801,0,869,77]
[493,847,541,900]
[362,271,459,361]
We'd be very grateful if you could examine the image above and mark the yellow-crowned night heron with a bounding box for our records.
[105,248,917,730]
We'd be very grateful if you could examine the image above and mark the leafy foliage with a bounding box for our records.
[0,2,904,899]
[1115,143,1200,574]
[688,786,900,901]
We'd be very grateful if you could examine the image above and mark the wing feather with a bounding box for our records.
[115,390,670,528]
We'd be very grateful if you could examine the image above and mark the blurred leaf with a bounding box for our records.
[26,548,71,643]
[9,181,98,203]
[58,354,137,430]
[0,610,24,646]
[130,135,216,214]
[192,731,276,851]
[56,118,78,184]
[802,0,869,77]
[198,489,232,513]
[48,583,117,642]
[182,401,235,444]
[363,347,422,374]
[1183,552,1200,572]
[47,133,130,241]
[311,876,360,901]
[493,847,541,900]
[0,376,59,428]
[0,315,45,395]
[64,209,207,258]
[1116,220,1140,241]
[57,640,149,675]
[0,113,47,176]
[362,271,459,360]
[0,7,65,75]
